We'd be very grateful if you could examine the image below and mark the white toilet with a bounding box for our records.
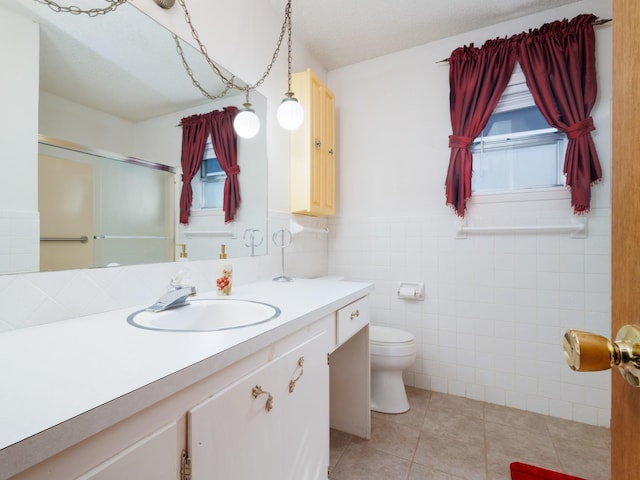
[370,325,417,414]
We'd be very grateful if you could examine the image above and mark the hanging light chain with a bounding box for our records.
[285,0,294,96]
[33,0,127,16]
[176,0,292,93]
[35,0,297,109]
[172,34,235,101]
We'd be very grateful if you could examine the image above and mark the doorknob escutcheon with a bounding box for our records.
[563,326,640,387]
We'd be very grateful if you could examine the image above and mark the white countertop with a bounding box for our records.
[0,278,372,477]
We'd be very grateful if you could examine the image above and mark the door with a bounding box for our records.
[39,154,94,271]
[611,0,640,478]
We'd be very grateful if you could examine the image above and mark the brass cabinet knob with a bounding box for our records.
[288,356,305,393]
[563,325,640,386]
[251,385,274,411]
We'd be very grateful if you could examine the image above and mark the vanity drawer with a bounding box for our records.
[336,296,369,346]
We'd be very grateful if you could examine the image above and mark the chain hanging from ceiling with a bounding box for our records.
[33,0,127,16]
[172,33,235,101]
[28,0,302,137]
[175,0,292,101]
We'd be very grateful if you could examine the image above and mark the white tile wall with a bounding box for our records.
[328,208,611,427]
[0,209,39,275]
[0,211,327,332]
[327,0,612,427]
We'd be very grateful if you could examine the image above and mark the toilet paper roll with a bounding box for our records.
[398,284,417,298]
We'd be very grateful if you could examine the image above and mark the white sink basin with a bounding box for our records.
[127,299,281,332]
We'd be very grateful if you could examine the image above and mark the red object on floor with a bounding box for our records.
[510,462,587,480]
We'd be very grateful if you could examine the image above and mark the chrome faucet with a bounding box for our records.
[146,286,197,313]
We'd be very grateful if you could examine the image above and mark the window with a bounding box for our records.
[471,67,567,193]
[193,137,226,209]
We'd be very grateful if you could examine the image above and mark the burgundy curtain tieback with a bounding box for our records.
[565,117,595,139]
[227,165,240,176]
[448,135,474,149]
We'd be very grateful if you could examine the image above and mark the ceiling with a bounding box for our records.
[0,0,238,122]
[270,0,583,70]
[1,0,583,123]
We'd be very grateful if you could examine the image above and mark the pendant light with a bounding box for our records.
[233,90,261,139]
[173,0,303,137]
[276,0,304,131]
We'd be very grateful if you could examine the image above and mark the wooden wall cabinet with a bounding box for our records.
[290,68,336,216]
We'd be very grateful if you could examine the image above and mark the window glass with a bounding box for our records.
[191,136,226,209]
[482,106,549,136]
[471,69,567,194]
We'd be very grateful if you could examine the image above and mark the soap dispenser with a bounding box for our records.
[215,244,233,295]
[176,243,189,262]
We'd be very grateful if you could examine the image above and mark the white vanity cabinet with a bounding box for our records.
[3,283,373,480]
[188,328,329,480]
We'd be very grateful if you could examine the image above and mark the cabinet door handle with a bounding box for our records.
[329,149,334,155]
[350,309,360,320]
[288,356,305,393]
[251,385,274,412]
[315,139,321,150]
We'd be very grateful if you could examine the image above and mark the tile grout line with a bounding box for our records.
[404,392,432,480]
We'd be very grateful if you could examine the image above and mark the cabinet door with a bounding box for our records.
[309,76,335,216]
[281,331,330,480]
[310,73,326,214]
[188,359,283,479]
[188,330,329,480]
[291,68,336,216]
[319,84,336,216]
[76,422,179,480]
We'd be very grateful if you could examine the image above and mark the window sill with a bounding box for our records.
[470,186,569,204]
[189,208,224,218]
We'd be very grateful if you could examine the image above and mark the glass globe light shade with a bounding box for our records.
[233,107,260,139]
[277,96,304,130]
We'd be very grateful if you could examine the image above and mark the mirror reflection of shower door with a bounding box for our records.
[39,154,94,271]
[94,160,174,267]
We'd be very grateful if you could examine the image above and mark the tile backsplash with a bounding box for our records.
[0,212,328,331]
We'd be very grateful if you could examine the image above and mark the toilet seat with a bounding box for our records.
[370,325,414,345]
[370,326,415,357]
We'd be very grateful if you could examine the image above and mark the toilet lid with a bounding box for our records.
[370,325,414,345]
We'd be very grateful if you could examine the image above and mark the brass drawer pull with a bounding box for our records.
[251,385,273,412]
[288,356,305,393]
[350,309,360,320]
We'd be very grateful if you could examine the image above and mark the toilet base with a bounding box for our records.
[370,369,410,414]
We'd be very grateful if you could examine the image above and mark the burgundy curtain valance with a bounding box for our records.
[444,14,602,217]
[179,106,240,225]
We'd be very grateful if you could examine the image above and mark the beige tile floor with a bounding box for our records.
[329,387,610,480]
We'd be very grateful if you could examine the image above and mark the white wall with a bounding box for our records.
[327,0,612,427]
[0,8,40,273]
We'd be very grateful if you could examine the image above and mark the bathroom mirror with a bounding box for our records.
[0,0,268,274]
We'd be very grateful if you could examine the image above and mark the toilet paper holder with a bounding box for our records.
[397,282,424,300]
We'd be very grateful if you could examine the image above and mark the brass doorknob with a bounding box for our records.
[563,325,640,386]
